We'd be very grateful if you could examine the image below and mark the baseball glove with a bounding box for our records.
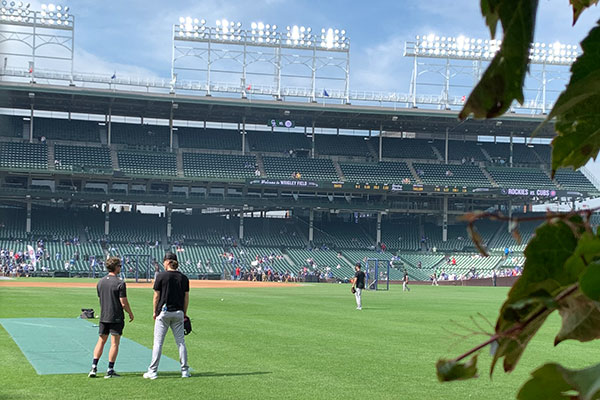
[183,316,192,335]
[351,287,356,294]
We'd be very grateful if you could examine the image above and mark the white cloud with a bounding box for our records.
[351,36,410,92]
[74,49,161,79]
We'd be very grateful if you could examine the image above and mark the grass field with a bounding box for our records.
[1,279,599,400]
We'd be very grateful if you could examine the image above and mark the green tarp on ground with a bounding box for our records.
[0,318,183,375]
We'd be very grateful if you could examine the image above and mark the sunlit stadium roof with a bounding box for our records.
[0,81,556,138]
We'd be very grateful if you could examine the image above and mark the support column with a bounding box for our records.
[311,121,315,159]
[445,127,449,163]
[376,212,382,245]
[29,102,34,143]
[239,212,244,240]
[442,196,448,242]
[169,102,176,151]
[107,106,112,146]
[509,131,513,167]
[378,123,383,161]
[507,200,513,233]
[308,209,314,244]
[104,204,110,236]
[26,200,31,233]
[242,117,246,155]
[166,206,172,240]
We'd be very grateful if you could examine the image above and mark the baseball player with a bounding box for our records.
[88,257,134,378]
[143,252,190,379]
[402,271,410,292]
[352,263,365,310]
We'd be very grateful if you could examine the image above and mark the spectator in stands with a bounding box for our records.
[40,135,46,144]
[445,170,453,177]
[255,168,261,177]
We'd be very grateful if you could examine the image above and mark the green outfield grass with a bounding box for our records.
[0,281,599,400]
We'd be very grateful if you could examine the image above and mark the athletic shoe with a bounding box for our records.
[88,368,97,378]
[357,307,362,310]
[182,370,191,378]
[104,369,120,379]
[143,372,158,380]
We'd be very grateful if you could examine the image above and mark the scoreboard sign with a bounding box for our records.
[268,119,295,128]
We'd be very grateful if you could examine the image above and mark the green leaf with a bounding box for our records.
[492,218,584,374]
[480,0,501,38]
[549,21,600,174]
[564,232,600,282]
[580,263,600,301]
[459,0,538,119]
[518,362,600,400]
[570,0,600,25]
[436,355,478,382]
[555,292,600,345]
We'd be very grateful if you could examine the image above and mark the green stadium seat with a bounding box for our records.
[117,151,177,176]
[183,153,256,180]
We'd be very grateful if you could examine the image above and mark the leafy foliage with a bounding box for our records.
[517,363,600,400]
[555,293,600,345]
[458,0,538,119]
[492,218,583,371]
[548,21,600,175]
[436,356,479,382]
[438,0,600,397]
[580,263,600,301]
[570,0,600,24]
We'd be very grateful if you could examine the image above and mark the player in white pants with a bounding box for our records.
[144,252,190,379]
[402,272,410,292]
[352,263,365,310]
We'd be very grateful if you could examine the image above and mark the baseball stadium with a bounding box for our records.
[1,2,600,399]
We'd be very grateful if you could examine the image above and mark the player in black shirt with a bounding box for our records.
[144,252,190,379]
[352,263,365,310]
[89,257,134,378]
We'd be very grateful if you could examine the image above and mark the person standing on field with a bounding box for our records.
[352,263,365,310]
[144,252,190,379]
[402,271,410,292]
[89,257,134,378]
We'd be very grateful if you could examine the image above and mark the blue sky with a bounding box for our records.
[42,0,598,92]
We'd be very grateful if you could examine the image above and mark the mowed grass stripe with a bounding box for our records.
[0,283,599,400]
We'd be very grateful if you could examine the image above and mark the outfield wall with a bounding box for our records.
[392,276,518,287]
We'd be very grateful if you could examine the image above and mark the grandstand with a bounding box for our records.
[0,38,598,283]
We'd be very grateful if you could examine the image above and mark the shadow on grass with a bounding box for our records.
[150,371,272,379]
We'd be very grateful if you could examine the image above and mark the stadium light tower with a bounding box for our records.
[0,2,75,81]
[171,18,350,102]
[404,34,579,112]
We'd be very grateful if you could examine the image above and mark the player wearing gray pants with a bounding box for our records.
[148,309,188,374]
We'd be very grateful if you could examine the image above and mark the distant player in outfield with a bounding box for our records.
[402,271,410,292]
[352,263,365,310]
[144,252,190,379]
[89,257,134,378]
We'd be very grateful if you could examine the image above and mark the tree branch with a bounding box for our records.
[451,283,579,364]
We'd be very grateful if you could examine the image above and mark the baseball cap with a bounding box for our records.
[163,252,178,262]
